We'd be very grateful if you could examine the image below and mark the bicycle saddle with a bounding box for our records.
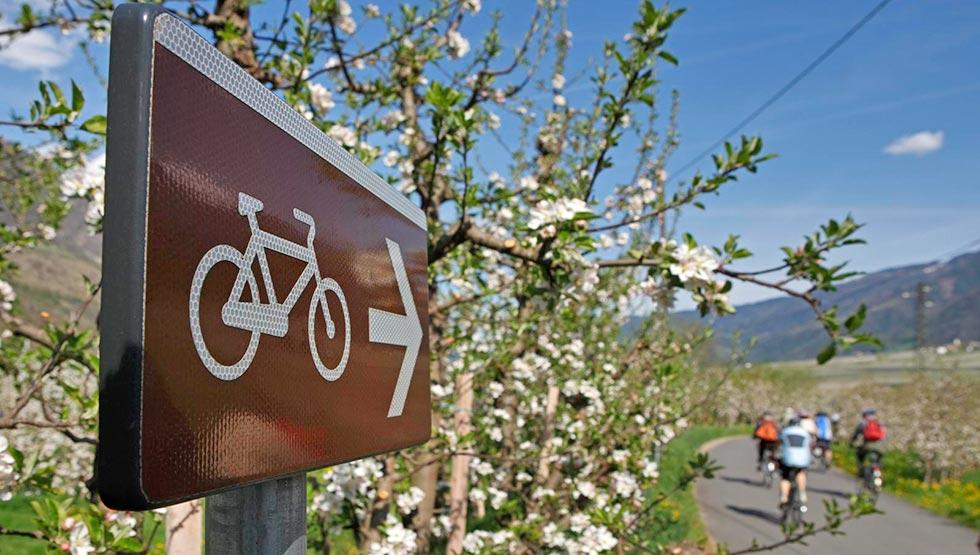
[238,193,264,215]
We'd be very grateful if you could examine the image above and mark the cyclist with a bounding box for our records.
[778,415,812,509]
[753,410,780,470]
[851,408,886,479]
[799,409,818,438]
[814,410,834,464]
[781,406,796,427]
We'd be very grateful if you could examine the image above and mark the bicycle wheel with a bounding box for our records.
[308,277,351,381]
[189,244,261,380]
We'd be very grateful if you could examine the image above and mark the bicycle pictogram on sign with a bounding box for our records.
[188,192,351,381]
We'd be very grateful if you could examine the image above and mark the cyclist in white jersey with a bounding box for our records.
[779,416,813,508]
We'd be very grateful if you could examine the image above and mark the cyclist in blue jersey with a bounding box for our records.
[778,416,813,508]
[814,410,834,466]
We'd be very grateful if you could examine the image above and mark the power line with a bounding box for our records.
[669,0,894,180]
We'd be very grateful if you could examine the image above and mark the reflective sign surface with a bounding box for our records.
[99,6,429,510]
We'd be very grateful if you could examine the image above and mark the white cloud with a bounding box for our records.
[0,30,73,71]
[883,130,944,157]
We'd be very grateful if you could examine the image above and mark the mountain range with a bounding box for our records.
[672,250,980,362]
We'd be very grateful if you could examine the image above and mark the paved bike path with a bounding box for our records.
[695,437,978,554]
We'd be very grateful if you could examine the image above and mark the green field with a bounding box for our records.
[777,349,980,388]
[835,444,980,530]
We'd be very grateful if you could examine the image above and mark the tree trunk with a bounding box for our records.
[359,456,397,551]
[535,385,560,483]
[166,500,203,555]
[446,371,474,555]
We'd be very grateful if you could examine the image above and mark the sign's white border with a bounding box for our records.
[152,14,426,230]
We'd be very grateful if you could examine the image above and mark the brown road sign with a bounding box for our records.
[98,5,429,510]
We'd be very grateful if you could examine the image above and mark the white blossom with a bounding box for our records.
[68,522,95,555]
[447,30,470,58]
[487,112,501,129]
[552,73,566,89]
[338,15,357,34]
[328,124,358,148]
[669,244,719,284]
[526,198,592,230]
[0,281,15,313]
[396,486,425,513]
[519,175,539,191]
[309,83,335,114]
[382,150,400,167]
[0,435,15,501]
[368,516,417,555]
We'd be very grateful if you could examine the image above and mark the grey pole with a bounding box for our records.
[205,473,306,555]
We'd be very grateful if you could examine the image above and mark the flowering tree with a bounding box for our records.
[0,1,878,553]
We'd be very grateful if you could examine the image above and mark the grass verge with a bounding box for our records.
[641,424,752,549]
[835,444,980,530]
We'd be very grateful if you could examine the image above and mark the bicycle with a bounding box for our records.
[812,439,831,472]
[760,448,778,488]
[780,477,808,528]
[859,450,883,502]
[189,192,351,381]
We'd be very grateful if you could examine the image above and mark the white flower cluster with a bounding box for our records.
[0,435,16,501]
[104,510,138,539]
[446,30,470,58]
[527,197,592,235]
[367,514,418,555]
[666,243,733,312]
[542,514,618,555]
[308,83,334,114]
[668,244,718,284]
[327,124,357,148]
[311,458,383,518]
[61,517,94,555]
[334,0,357,34]
[395,485,425,513]
[0,280,15,313]
[60,153,105,230]
[462,529,513,553]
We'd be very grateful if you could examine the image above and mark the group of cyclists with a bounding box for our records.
[753,407,886,517]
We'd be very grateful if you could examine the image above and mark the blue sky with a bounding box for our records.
[1,1,978,307]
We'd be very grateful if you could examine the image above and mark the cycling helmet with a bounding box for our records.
[788,416,801,426]
[831,413,841,422]
[862,408,877,418]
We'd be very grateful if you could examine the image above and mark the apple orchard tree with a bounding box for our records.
[0,1,878,553]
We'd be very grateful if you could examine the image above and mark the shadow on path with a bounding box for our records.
[725,504,782,525]
[808,486,851,500]
[720,475,764,487]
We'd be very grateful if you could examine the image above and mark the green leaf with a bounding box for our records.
[816,342,836,365]
[80,115,107,135]
[70,80,84,112]
[844,304,867,332]
[658,50,679,65]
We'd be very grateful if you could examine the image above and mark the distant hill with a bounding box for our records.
[666,250,980,362]
[8,202,101,328]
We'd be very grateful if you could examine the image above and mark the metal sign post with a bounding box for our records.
[97,6,430,547]
[204,473,306,554]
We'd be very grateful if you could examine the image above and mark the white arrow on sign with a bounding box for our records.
[368,238,423,418]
